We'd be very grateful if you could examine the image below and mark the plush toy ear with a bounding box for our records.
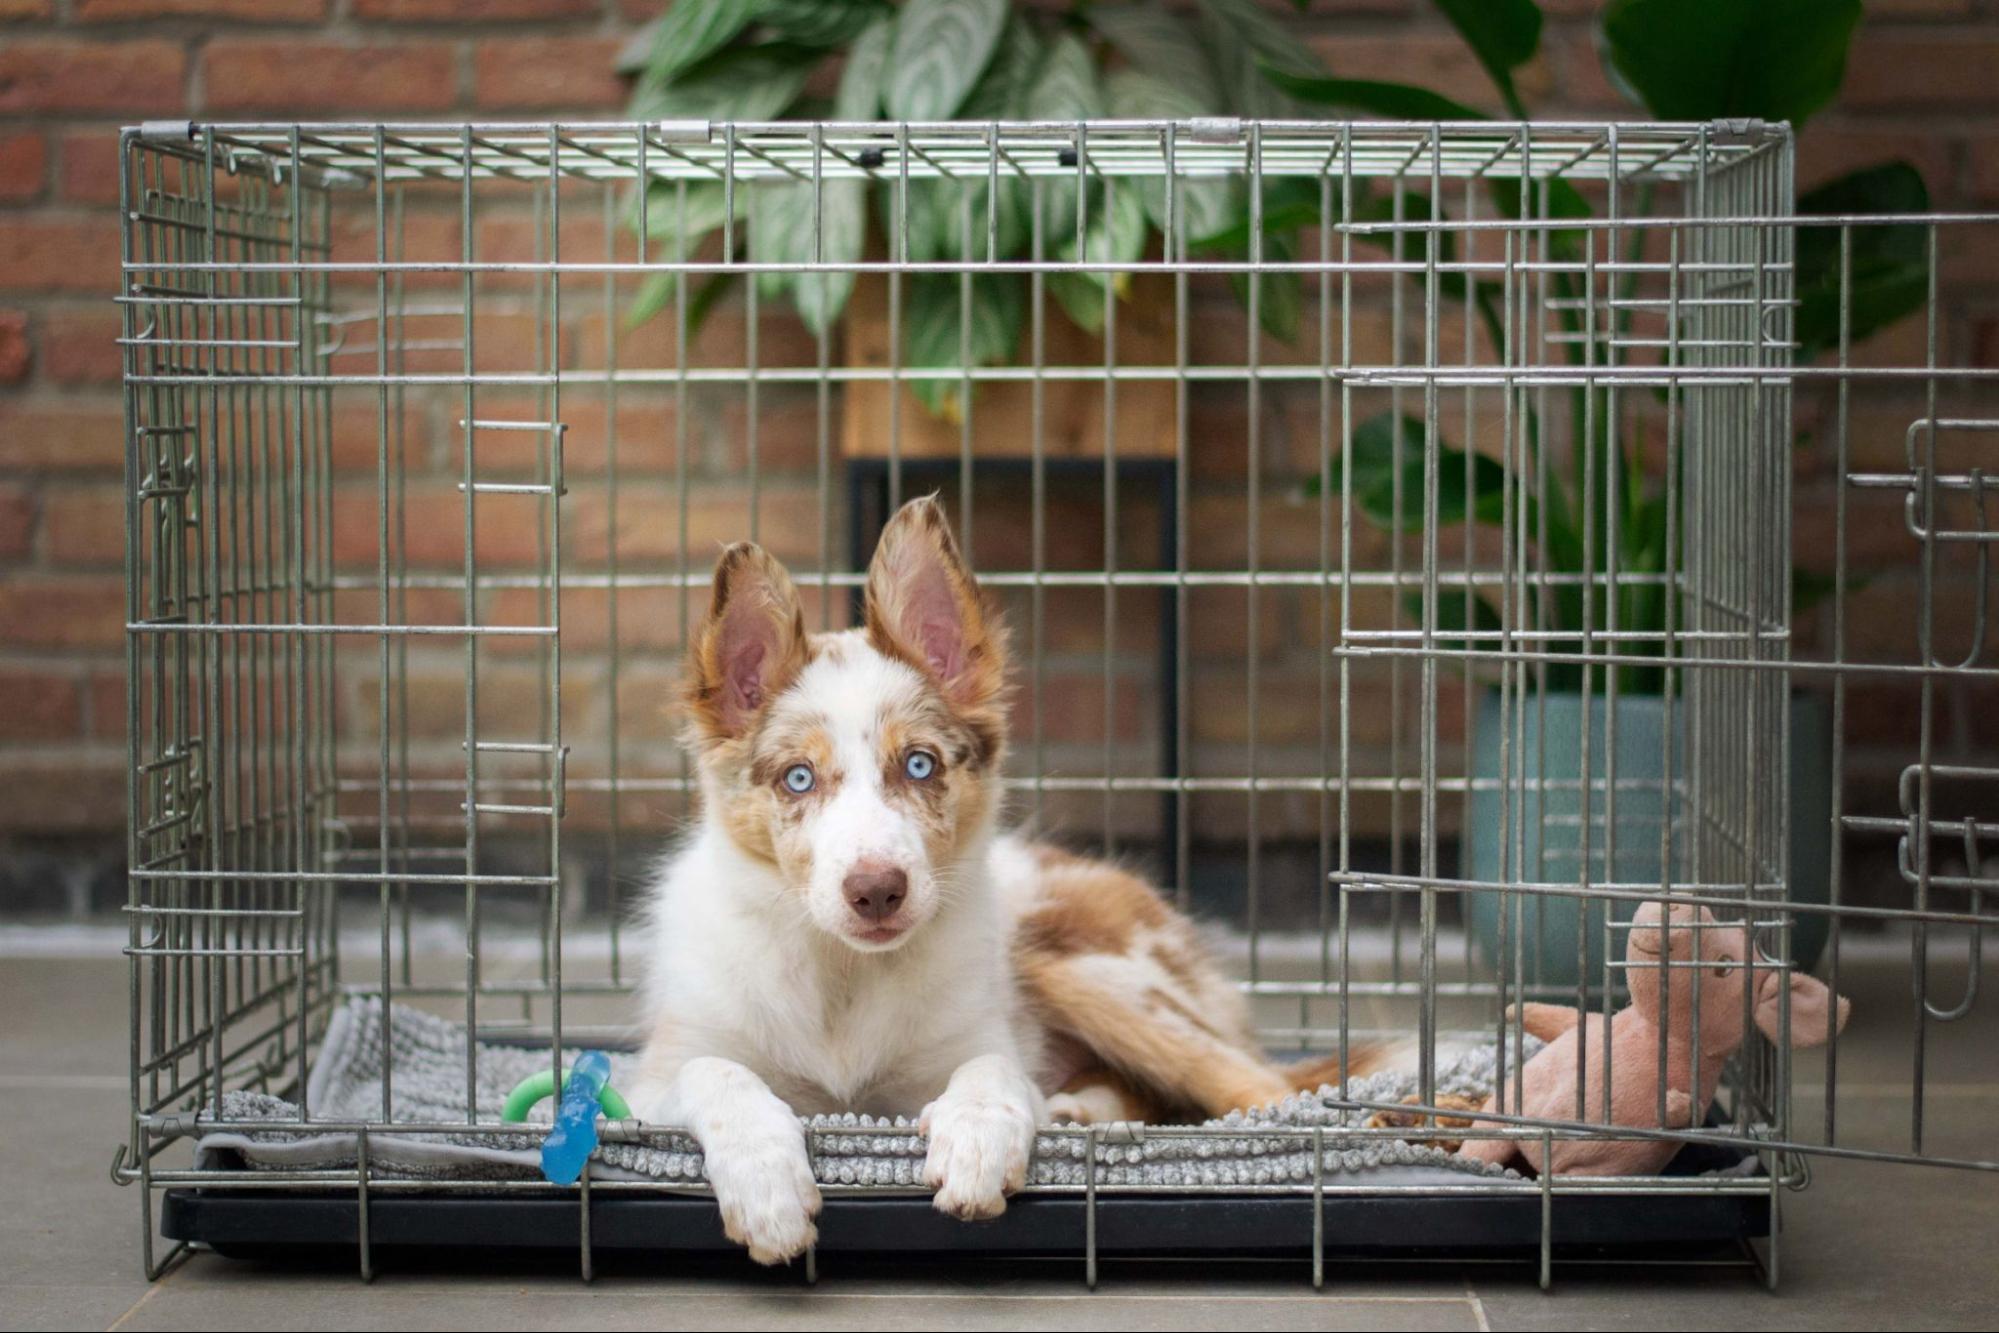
[683,542,808,743]
[863,494,1008,716]
[1754,970,1852,1049]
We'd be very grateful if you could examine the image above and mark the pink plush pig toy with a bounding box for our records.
[1458,900,1850,1177]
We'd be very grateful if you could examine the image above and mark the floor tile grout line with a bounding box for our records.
[1465,1276,1492,1332]
[102,1264,175,1333]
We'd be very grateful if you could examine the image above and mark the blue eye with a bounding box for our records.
[782,764,815,794]
[904,750,936,781]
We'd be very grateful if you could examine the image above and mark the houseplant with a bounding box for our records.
[615,0,1332,425]
[1277,0,1925,986]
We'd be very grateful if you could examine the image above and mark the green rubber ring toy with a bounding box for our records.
[500,1067,633,1123]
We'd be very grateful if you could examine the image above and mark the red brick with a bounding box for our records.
[0,668,83,741]
[453,392,679,475]
[0,213,123,294]
[0,130,45,202]
[57,128,123,207]
[38,308,123,385]
[473,37,625,111]
[0,309,27,383]
[330,481,550,571]
[0,755,125,833]
[1544,29,1631,113]
[476,208,638,268]
[41,486,125,566]
[0,40,186,115]
[76,0,325,18]
[356,0,598,18]
[1844,34,1999,109]
[87,669,125,739]
[0,1,54,20]
[0,481,33,558]
[0,402,127,472]
[326,392,432,472]
[1012,671,1144,746]
[567,481,826,569]
[0,574,127,649]
[200,40,458,114]
[344,661,594,743]
[1796,123,1953,199]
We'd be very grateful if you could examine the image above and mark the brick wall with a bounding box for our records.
[2,2,1995,901]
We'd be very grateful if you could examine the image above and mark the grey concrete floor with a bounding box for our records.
[3,942,1996,1332]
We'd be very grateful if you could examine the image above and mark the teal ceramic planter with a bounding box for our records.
[1464,689,1830,993]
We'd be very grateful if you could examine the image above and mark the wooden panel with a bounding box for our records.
[839,272,1179,460]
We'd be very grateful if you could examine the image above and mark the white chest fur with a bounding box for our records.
[636,827,1036,1116]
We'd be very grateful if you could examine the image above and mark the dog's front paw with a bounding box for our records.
[919,1096,1034,1221]
[702,1133,822,1265]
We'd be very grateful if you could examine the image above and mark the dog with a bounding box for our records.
[628,495,1384,1264]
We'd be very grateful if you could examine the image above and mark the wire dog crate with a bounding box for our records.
[116,116,1996,1286]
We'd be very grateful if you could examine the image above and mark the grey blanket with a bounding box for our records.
[196,998,1530,1188]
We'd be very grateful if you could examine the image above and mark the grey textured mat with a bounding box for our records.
[196,997,1531,1187]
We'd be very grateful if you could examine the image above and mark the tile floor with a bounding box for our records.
[3,939,1994,1332]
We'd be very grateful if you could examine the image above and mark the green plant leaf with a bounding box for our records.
[928,15,1043,259]
[615,18,663,75]
[903,274,1024,419]
[632,180,741,257]
[1197,0,1320,78]
[1028,30,1102,120]
[749,176,865,336]
[1434,0,1542,116]
[1233,230,1301,344]
[1261,71,1490,121]
[1187,180,1316,344]
[1198,0,1319,117]
[1351,189,1482,304]
[1104,67,1210,122]
[625,269,738,334]
[1023,33,1103,244]
[628,41,818,121]
[1349,411,1508,532]
[1793,161,1931,359]
[1107,61,1242,246]
[1597,0,1862,125]
[1792,567,1859,616]
[885,0,1007,122]
[1485,174,1592,261]
[1090,4,1225,112]
[625,0,770,83]
[1049,180,1149,335]
[1405,587,1506,649]
[1189,195,1321,252]
[891,173,1019,263]
[834,14,895,120]
[959,13,1042,118]
[762,0,890,47]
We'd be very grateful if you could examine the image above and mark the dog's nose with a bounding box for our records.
[844,864,908,922]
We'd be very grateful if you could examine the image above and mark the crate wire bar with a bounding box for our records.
[115,117,1998,1286]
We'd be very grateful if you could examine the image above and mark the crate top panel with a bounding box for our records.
[131,119,1788,191]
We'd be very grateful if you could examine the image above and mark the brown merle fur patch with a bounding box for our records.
[680,542,811,749]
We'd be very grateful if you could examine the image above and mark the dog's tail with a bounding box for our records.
[1282,1036,1417,1093]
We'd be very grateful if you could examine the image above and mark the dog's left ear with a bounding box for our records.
[864,495,1007,715]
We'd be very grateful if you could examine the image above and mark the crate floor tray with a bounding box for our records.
[164,1182,1770,1264]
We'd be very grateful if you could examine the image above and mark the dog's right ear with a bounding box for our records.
[683,542,808,743]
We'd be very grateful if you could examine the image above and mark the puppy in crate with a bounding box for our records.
[627,495,1395,1263]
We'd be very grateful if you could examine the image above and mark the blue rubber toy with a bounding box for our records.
[500,1050,624,1186]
